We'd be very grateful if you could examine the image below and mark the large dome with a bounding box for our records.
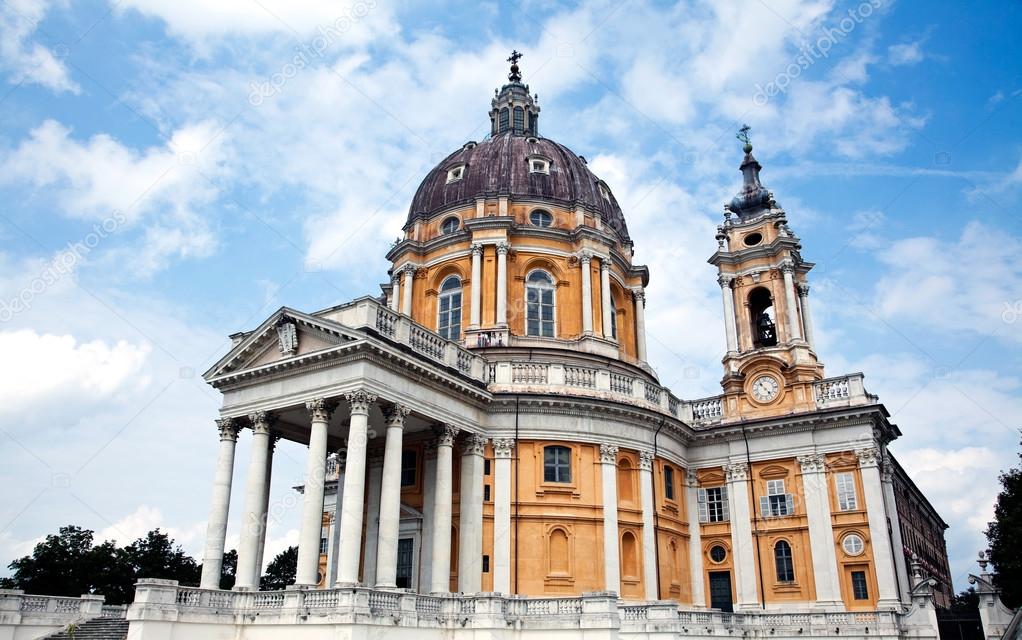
[407,132,631,242]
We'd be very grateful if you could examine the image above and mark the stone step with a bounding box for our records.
[41,618,129,640]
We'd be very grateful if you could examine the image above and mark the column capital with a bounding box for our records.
[399,262,418,276]
[780,260,795,275]
[600,258,611,273]
[461,433,488,457]
[493,438,515,459]
[577,249,594,265]
[856,446,881,468]
[495,241,510,255]
[631,287,645,304]
[216,418,240,442]
[306,397,337,422]
[796,281,810,297]
[247,411,276,435]
[638,450,654,471]
[471,243,485,256]
[345,389,377,414]
[797,453,826,474]
[384,404,411,429]
[686,469,700,488]
[599,443,619,464]
[717,273,735,289]
[724,461,749,482]
[434,424,460,447]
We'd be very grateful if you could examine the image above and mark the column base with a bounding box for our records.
[374,583,399,590]
[333,581,360,589]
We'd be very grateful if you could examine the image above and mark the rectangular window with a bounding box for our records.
[482,555,490,573]
[664,466,676,501]
[851,571,869,600]
[400,450,417,487]
[698,486,729,523]
[836,472,858,511]
[484,459,491,475]
[544,446,572,483]
[484,484,491,502]
[319,526,329,554]
[760,479,794,517]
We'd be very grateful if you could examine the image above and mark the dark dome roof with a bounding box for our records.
[407,132,630,241]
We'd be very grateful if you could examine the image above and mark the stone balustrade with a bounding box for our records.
[813,373,876,409]
[126,581,917,639]
[0,589,108,638]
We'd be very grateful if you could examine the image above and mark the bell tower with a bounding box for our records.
[709,126,823,420]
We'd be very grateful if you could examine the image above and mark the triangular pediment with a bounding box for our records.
[203,307,363,380]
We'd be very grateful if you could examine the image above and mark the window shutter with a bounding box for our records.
[721,486,729,521]
[697,488,708,523]
[759,495,770,517]
[785,494,795,515]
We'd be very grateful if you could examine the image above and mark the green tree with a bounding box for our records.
[950,587,979,613]
[6,526,102,597]
[985,437,1022,608]
[260,546,297,591]
[218,549,238,590]
[123,529,200,587]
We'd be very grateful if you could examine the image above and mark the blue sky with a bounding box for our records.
[0,0,1020,592]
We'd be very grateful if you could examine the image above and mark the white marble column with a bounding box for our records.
[858,447,901,609]
[362,455,384,586]
[335,390,377,586]
[496,242,509,325]
[326,445,346,587]
[430,424,459,593]
[492,438,514,594]
[638,451,658,599]
[401,265,415,316]
[200,418,240,589]
[390,274,401,311]
[296,399,333,586]
[458,434,487,593]
[421,442,438,590]
[797,282,815,349]
[685,470,706,608]
[881,455,911,605]
[254,435,277,579]
[725,462,759,609]
[470,243,483,328]
[600,259,614,340]
[781,262,802,341]
[798,454,843,607]
[580,251,594,334]
[235,412,274,589]
[600,444,621,593]
[633,289,648,361]
[719,274,739,353]
[375,405,409,589]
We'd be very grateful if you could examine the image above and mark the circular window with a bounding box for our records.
[842,534,865,556]
[743,232,763,247]
[709,545,727,563]
[440,217,460,235]
[530,209,553,227]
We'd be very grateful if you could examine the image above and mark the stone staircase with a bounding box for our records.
[41,618,129,639]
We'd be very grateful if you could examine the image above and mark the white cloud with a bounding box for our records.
[0,0,79,93]
[0,329,150,416]
[874,222,1022,343]
[0,119,229,276]
[887,41,924,66]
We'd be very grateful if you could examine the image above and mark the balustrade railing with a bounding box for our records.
[610,372,633,394]
[564,365,596,388]
[512,362,548,384]
[690,396,724,422]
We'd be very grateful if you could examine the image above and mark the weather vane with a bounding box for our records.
[507,49,523,82]
[736,124,752,147]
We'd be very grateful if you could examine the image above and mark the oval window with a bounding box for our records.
[842,534,865,556]
[440,217,460,235]
[530,210,553,227]
[709,545,727,563]
[743,232,763,247]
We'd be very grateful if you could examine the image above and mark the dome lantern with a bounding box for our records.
[489,50,540,137]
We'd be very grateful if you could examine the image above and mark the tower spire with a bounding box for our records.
[727,123,772,220]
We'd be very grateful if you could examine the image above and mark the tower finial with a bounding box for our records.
[507,50,523,82]
[736,124,753,154]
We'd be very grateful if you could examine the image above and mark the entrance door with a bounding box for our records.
[396,538,414,589]
[709,571,734,612]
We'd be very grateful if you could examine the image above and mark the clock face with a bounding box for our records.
[751,375,780,403]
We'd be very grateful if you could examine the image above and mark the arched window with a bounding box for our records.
[621,531,638,579]
[513,106,525,131]
[529,209,553,227]
[440,217,460,235]
[437,276,462,340]
[526,270,556,337]
[774,540,794,582]
[499,107,509,132]
[749,287,777,348]
[618,459,634,504]
[543,445,571,483]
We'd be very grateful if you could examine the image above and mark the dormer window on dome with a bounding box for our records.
[446,163,465,184]
[528,154,551,174]
[597,182,611,201]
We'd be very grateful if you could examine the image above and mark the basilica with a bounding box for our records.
[123,54,953,638]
